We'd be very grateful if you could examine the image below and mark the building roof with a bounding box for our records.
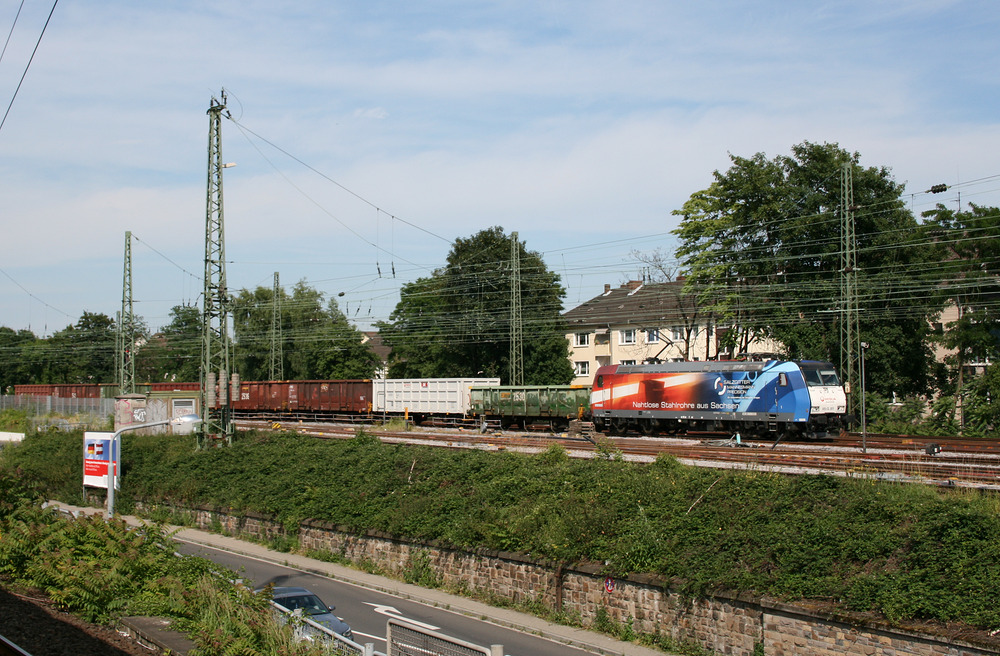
[562,280,699,330]
[361,331,391,363]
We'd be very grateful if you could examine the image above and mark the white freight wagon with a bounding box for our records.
[374,378,501,418]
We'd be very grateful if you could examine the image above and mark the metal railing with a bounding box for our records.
[271,601,382,656]
[386,618,502,656]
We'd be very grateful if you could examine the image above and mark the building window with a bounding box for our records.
[646,329,659,343]
[574,361,590,376]
[671,326,683,341]
[574,332,590,347]
[620,329,636,345]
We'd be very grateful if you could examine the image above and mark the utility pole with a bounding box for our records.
[117,231,136,396]
[839,161,861,418]
[509,231,524,385]
[200,90,234,446]
[269,271,284,380]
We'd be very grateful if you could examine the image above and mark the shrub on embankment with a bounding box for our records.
[4,428,1000,634]
[0,466,332,655]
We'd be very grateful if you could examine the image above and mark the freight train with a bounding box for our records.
[13,359,850,438]
[13,379,591,431]
[590,360,850,439]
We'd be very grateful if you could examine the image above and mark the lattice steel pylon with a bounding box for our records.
[839,161,861,417]
[200,91,234,446]
[269,271,284,380]
[117,231,136,396]
[508,231,524,386]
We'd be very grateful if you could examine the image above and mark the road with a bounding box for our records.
[174,540,633,656]
[45,501,669,656]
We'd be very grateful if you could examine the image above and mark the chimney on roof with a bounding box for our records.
[604,284,611,293]
[626,280,642,290]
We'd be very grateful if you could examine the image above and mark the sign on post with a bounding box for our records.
[83,432,118,490]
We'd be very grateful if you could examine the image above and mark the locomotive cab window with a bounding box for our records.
[596,375,603,388]
[803,368,841,387]
[778,372,788,387]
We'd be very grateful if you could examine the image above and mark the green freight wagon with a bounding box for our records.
[469,385,590,430]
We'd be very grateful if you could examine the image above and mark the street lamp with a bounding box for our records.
[860,342,869,454]
[106,413,202,518]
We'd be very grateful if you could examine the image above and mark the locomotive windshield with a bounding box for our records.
[802,368,840,387]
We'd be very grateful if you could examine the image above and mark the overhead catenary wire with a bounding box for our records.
[227,115,451,244]
[0,0,58,135]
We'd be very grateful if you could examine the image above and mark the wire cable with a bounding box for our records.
[0,0,58,135]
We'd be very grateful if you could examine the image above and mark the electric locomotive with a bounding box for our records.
[590,360,850,439]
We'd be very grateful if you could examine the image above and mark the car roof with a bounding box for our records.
[271,586,314,597]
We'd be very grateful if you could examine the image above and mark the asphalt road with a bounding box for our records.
[176,541,602,656]
[48,502,669,656]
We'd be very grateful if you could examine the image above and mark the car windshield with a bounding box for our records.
[278,594,327,615]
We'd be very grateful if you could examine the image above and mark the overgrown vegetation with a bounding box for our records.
[0,467,330,655]
[4,429,1000,637]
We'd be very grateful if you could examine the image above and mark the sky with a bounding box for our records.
[1,0,999,337]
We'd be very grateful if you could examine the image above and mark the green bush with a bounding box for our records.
[0,474,328,654]
[0,409,30,433]
[4,427,1000,632]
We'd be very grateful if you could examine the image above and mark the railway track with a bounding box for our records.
[234,419,1000,489]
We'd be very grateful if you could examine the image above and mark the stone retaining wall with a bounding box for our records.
[162,504,997,656]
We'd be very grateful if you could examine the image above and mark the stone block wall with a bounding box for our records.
[159,504,997,656]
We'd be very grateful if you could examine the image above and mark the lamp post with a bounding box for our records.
[860,342,869,454]
[106,413,202,518]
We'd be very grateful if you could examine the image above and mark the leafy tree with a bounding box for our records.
[378,227,574,384]
[921,203,1000,407]
[671,141,938,395]
[0,327,38,391]
[962,362,1000,435]
[376,276,452,379]
[42,312,117,384]
[233,281,378,380]
[232,286,282,381]
[135,305,203,383]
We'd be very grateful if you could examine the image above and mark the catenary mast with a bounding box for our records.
[200,91,234,446]
[270,271,284,380]
[839,161,861,417]
[117,231,136,396]
[509,231,524,385]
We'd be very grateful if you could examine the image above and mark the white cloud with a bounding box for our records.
[0,0,998,333]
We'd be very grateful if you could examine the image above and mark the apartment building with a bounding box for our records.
[563,280,779,386]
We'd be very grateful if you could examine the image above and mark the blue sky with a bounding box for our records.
[1,0,998,336]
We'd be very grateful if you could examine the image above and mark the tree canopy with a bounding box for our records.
[378,227,574,384]
[671,141,939,396]
[135,304,202,384]
[232,280,379,381]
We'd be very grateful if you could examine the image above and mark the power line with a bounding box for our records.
[0,0,58,135]
[0,266,71,320]
[227,115,451,244]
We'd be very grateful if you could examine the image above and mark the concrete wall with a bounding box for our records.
[162,504,998,656]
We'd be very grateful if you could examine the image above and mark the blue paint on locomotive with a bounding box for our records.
[734,361,811,420]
